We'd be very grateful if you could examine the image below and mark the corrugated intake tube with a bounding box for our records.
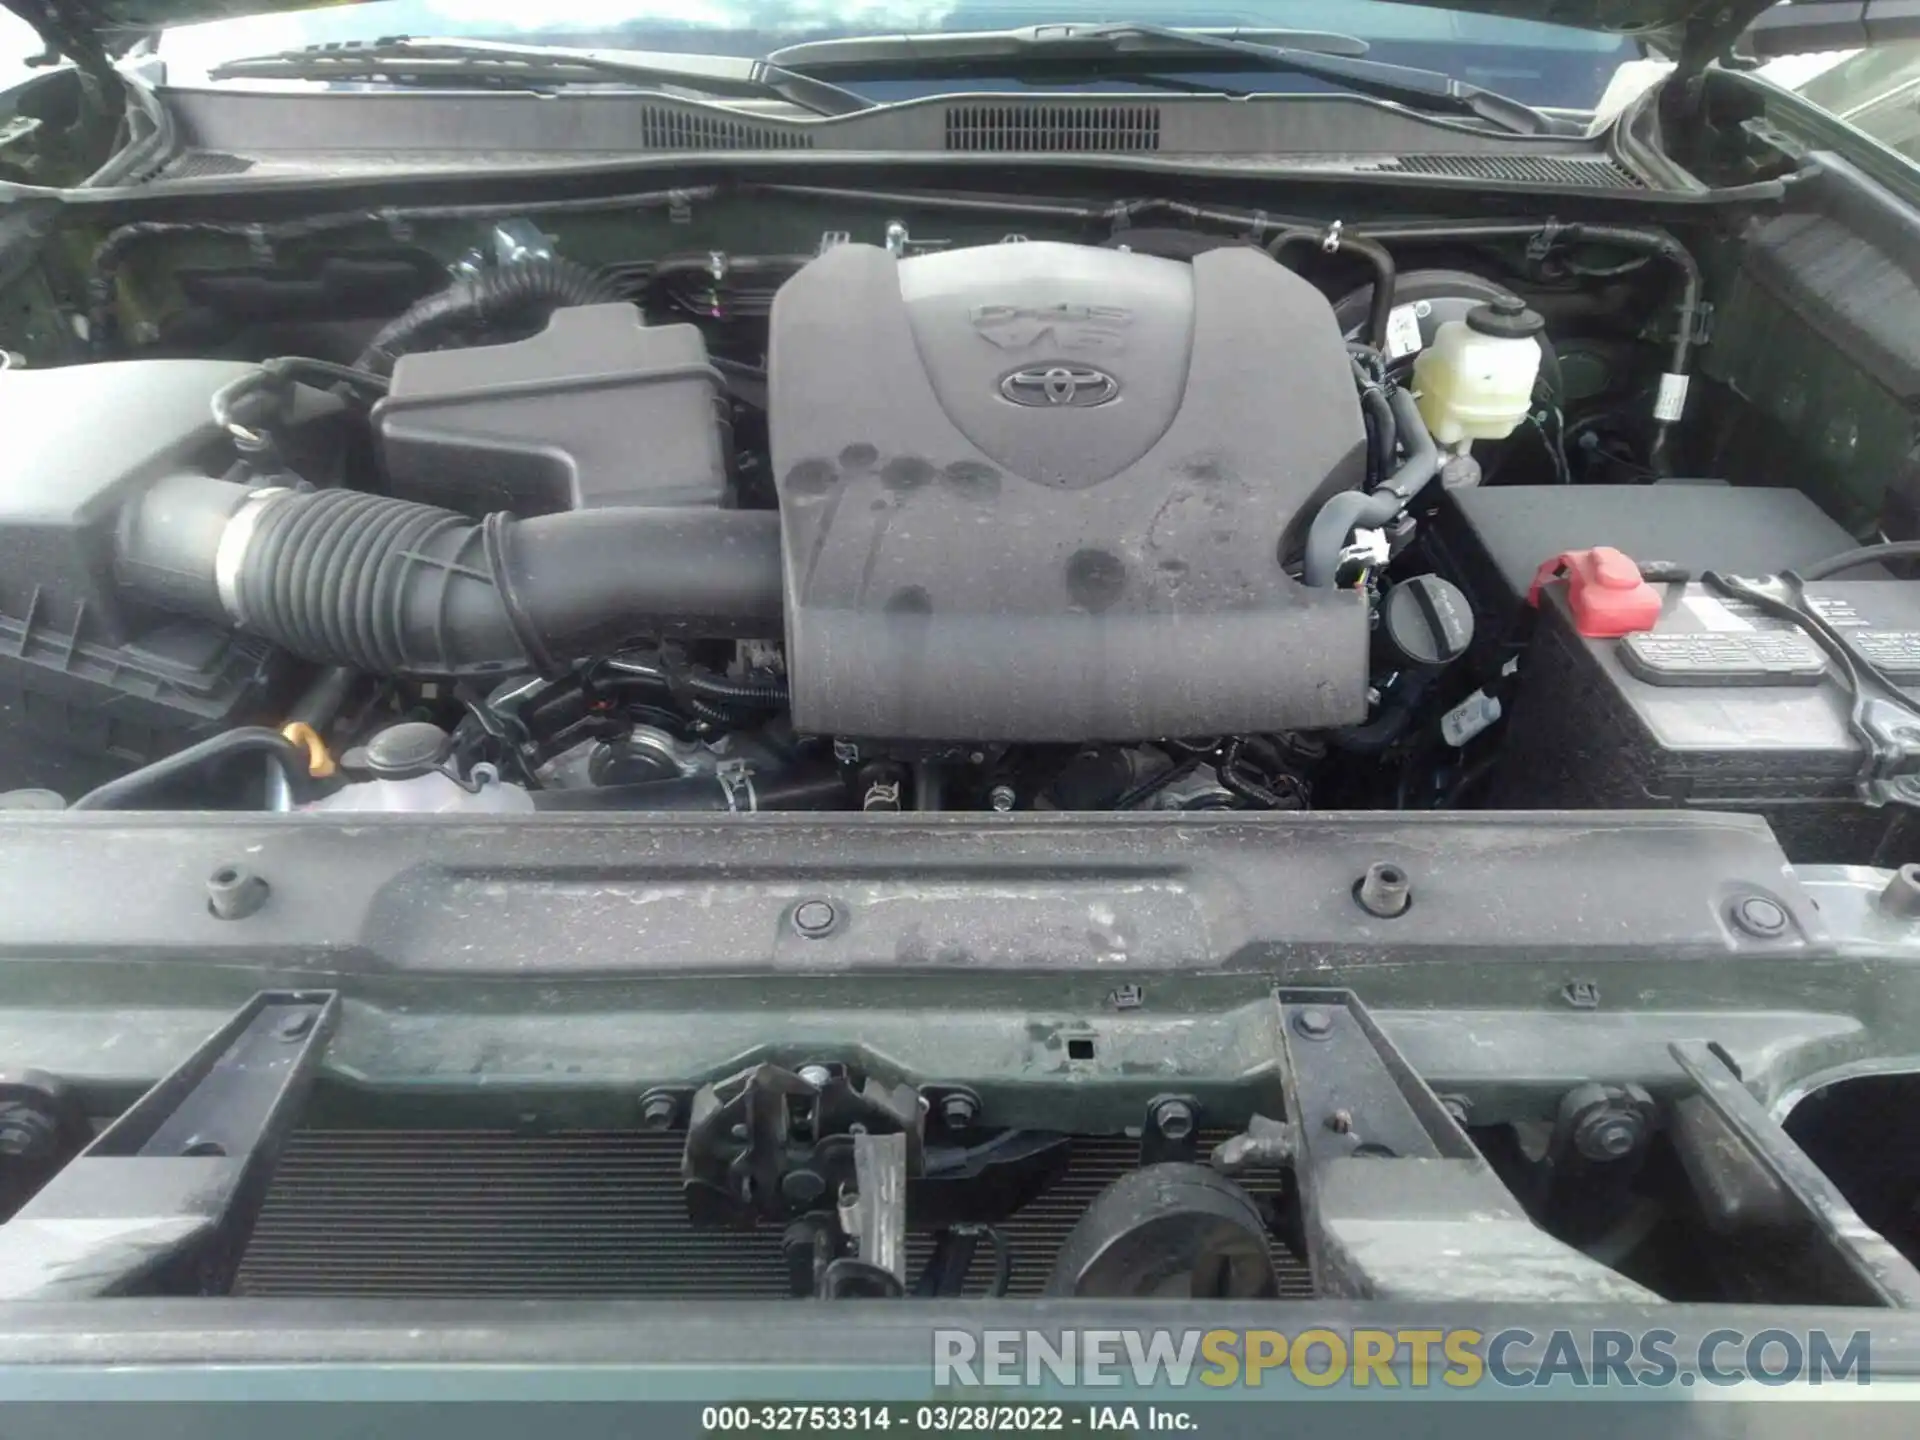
[117,476,785,677]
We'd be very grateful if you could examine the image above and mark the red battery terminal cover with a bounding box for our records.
[1526,547,1664,638]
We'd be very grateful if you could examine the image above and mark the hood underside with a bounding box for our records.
[2,0,1774,73]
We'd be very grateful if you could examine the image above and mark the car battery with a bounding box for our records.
[1487,578,1920,864]
[1424,484,1870,679]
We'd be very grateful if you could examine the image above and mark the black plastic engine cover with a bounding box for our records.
[768,240,1369,741]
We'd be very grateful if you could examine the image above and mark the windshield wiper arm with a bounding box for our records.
[205,37,873,118]
[772,23,1558,136]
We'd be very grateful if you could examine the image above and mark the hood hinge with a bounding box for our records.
[2,0,125,88]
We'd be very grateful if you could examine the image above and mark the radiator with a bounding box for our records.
[236,1130,1312,1299]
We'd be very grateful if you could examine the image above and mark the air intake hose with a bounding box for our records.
[117,476,785,677]
[355,257,620,377]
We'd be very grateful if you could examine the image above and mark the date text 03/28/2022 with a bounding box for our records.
[702,1406,1190,1432]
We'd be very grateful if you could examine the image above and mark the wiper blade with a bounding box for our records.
[772,23,1559,136]
[205,37,873,118]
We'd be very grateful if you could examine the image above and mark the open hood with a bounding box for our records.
[1,0,1778,75]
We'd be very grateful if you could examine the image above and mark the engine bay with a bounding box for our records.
[12,159,1920,1326]
[0,183,1915,860]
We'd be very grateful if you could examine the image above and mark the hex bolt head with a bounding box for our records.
[1355,861,1412,918]
[792,899,838,938]
[1293,1007,1333,1040]
[940,1092,979,1131]
[988,784,1017,812]
[638,1091,679,1130]
[798,1064,833,1089]
[1731,895,1788,939]
[206,863,269,921]
[1575,1111,1642,1161]
[1151,1097,1196,1141]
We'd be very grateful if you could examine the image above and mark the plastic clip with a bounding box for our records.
[1526,221,1566,263]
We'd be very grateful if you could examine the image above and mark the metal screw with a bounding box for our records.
[638,1091,678,1130]
[1293,1008,1333,1039]
[988,784,1017,812]
[1325,1110,1353,1135]
[1439,1095,1471,1126]
[275,1011,315,1042]
[1150,1097,1196,1141]
[792,899,838,938]
[939,1092,979,1130]
[1731,896,1788,939]
[798,1064,833,1089]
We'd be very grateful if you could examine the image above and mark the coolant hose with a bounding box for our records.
[116,476,785,677]
[1268,228,1397,352]
[354,257,620,377]
[1304,388,1439,587]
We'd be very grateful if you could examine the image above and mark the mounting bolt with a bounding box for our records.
[1438,1095,1472,1127]
[206,862,269,921]
[638,1090,679,1130]
[1150,1097,1196,1141]
[939,1092,979,1131]
[798,1064,833,1089]
[1560,1081,1655,1163]
[1576,1112,1641,1160]
[1355,861,1411,918]
[1293,1007,1333,1040]
[988,784,1017,812]
[1325,1109,1354,1135]
[792,899,839,938]
[1731,895,1788,939]
[1881,865,1920,918]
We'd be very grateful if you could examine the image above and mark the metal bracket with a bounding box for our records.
[1669,1040,1920,1307]
[1139,1093,1201,1166]
[0,991,339,1299]
[682,1062,922,1227]
[1276,989,1658,1303]
[836,1130,908,1291]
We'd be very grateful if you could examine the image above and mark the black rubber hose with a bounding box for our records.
[354,257,621,377]
[1268,228,1396,352]
[1304,387,1440,587]
[1799,540,1920,581]
[117,477,785,676]
[1352,357,1395,488]
[69,728,308,811]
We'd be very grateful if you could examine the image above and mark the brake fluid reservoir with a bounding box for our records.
[1412,295,1545,446]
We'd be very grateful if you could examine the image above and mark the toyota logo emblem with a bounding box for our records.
[999,365,1121,408]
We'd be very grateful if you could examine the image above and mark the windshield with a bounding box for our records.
[155,1,1640,109]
